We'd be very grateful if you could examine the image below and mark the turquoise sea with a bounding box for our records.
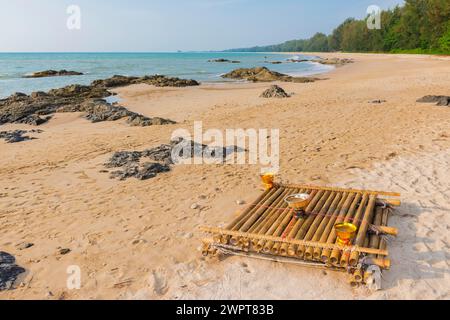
[0,52,333,98]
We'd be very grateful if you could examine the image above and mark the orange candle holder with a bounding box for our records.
[260,173,275,190]
[334,223,358,246]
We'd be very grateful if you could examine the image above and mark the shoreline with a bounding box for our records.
[1,52,449,300]
[0,52,333,99]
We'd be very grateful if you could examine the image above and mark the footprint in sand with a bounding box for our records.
[148,268,169,296]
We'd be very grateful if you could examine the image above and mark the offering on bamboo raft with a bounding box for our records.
[200,181,401,289]
[284,193,311,211]
[260,173,275,190]
[334,223,358,246]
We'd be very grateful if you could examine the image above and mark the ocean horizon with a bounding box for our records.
[0,52,333,98]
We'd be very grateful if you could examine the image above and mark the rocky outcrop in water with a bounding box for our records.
[311,57,354,65]
[208,59,241,63]
[92,75,200,88]
[222,67,320,83]
[0,74,198,127]
[417,95,450,106]
[104,138,244,180]
[260,85,290,98]
[24,70,84,78]
[0,129,42,143]
[287,59,309,63]
[0,252,25,291]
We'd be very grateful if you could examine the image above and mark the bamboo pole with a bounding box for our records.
[239,187,285,232]
[372,226,398,237]
[312,192,349,260]
[266,189,312,254]
[355,237,370,282]
[297,192,339,258]
[339,193,370,267]
[247,188,301,248]
[304,192,343,260]
[240,189,294,248]
[320,193,357,263]
[292,190,332,256]
[265,210,298,254]
[250,188,302,235]
[330,193,366,266]
[378,207,390,260]
[247,188,295,234]
[369,207,383,256]
[226,188,273,230]
[255,203,293,252]
[200,226,389,256]
[285,190,324,256]
[349,194,377,267]
[228,187,284,245]
[222,187,277,244]
[366,207,392,270]
[278,189,315,256]
[283,183,400,198]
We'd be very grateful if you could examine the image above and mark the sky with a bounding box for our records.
[0,0,405,52]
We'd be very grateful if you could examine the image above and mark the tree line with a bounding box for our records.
[227,0,450,54]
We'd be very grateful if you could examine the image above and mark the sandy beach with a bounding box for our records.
[1,52,449,300]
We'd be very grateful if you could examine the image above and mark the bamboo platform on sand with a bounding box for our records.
[200,182,400,289]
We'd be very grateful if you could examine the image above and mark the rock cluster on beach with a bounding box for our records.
[260,85,291,98]
[104,138,244,180]
[311,57,354,65]
[0,129,42,143]
[0,252,25,291]
[0,75,199,127]
[208,59,241,63]
[222,67,320,83]
[24,70,84,78]
[286,59,309,63]
[417,95,450,106]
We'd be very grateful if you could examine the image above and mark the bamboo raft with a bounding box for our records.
[200,183,400,289]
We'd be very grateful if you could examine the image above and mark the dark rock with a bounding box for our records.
[109,162,171,181]
[136,162,171,180]
[58,248,71,255]
[16,242,34,250]
[142,144,174,165]
[260,85,290,98]
[30,91,49,99]
[311,57,354,65]
[417,95,450,106]
[222,67,320,83]
[78,100,175,126]
[208,59,241,63]
[287,59,309,63]
[0,252,25,291]
[105,151,143,168]
[0,130,42,143]
[141,75,200,87]
[92,75,200,89]
[437,97,450,106]
[48,84,109,98]
[369,99,387,104]
[15,114,51,126]
[104,138,244,181]
[0,74,197,127]
[24,70,84,78]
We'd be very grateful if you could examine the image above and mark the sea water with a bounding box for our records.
[0,52,333,98]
